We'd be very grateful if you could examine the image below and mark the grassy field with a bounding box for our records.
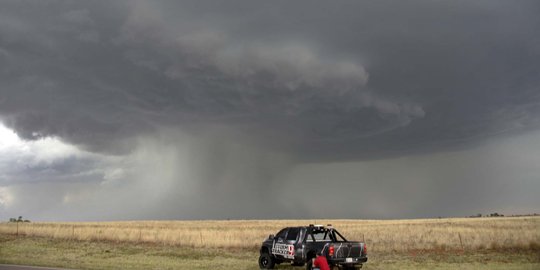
[0,217,539,269]
[1,217,538,251]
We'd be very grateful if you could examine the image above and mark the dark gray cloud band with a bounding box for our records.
[1,0,538,160]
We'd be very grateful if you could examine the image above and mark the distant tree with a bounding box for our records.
[8,216,30,222]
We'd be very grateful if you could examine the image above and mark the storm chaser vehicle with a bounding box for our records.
[259,224,367,269]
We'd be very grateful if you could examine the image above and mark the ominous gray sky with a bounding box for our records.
[0,0,539,221]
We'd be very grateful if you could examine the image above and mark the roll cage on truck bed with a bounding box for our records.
[259,224,367,269]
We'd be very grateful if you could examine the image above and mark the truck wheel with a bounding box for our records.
[258,252,276,269]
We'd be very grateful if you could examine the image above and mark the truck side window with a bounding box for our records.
[276,228,288,240]
[286,227,299,241]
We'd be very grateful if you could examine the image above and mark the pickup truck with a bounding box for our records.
[259,224,367,269]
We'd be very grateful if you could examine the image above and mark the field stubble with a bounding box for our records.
[0,217,538,252]
[1,217,539,270]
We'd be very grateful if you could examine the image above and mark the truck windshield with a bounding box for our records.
[276,228,287,240]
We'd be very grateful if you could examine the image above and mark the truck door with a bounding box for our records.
[272,228,295,260]
[285,227,300,260]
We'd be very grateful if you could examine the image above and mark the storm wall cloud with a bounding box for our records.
[0,0,539,220]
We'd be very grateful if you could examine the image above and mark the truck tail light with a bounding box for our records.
[329,245,335,257]
[288,245,294,256]
[363,244,367,255]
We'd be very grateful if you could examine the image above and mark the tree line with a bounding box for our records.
[8,216,30,223]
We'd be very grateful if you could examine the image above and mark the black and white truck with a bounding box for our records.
[259,224,367,269]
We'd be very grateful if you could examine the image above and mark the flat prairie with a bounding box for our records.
[0,217,539,269]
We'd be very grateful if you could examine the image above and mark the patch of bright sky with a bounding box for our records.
[0,186,13,208]
[0,123,17,208]
[0,122,90,209]
[0,122,85,164]
[0,122,22,149]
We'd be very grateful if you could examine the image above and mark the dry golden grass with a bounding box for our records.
[1,217,538,253]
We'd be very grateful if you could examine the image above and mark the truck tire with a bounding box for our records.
[259,252,276,269]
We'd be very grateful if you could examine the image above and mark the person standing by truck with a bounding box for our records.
[312,251,330,270]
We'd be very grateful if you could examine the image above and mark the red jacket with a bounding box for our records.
[313,255,330,270]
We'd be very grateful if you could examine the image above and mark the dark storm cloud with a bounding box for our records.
[1,0,540,220]
[2,0,537,160]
